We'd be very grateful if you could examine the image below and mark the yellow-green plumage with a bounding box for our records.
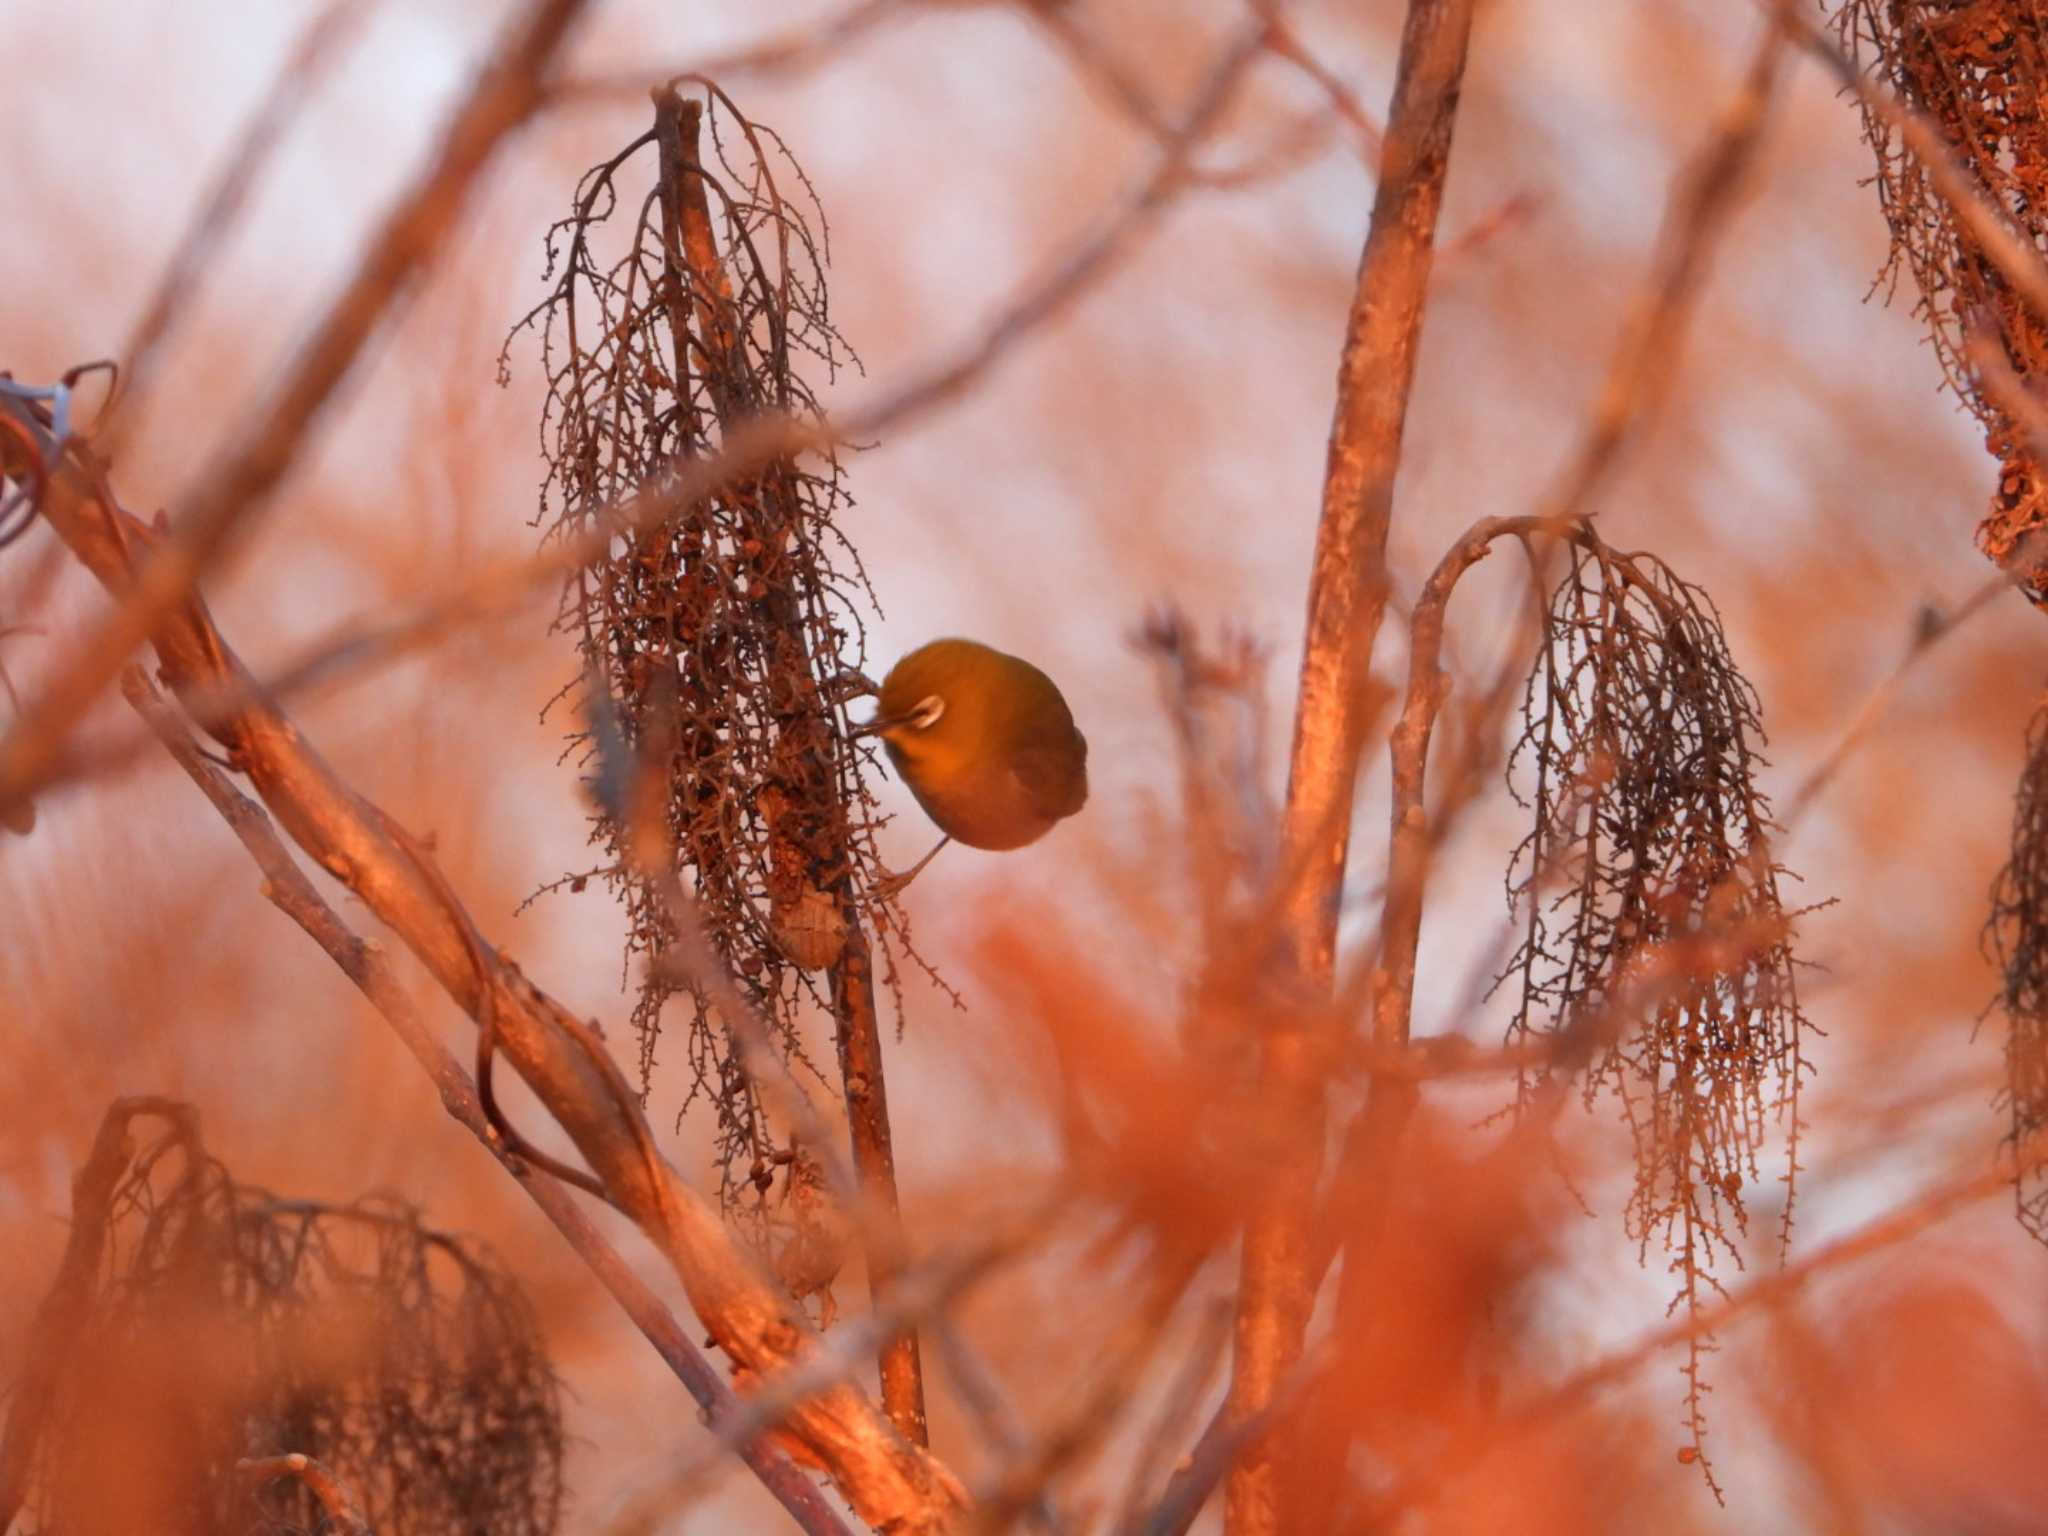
[872,638,1088,851]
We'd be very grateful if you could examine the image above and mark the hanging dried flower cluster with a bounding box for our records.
[502,83,928,1227]
[1502,535,1815,1495]
[1835,0,2048,597]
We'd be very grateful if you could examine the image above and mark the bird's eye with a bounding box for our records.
[908,694,945,730]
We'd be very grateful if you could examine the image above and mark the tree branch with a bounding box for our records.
[120,667,858,1536]
[0,0,592,827]
[4,400,966,1533]
[1225,4,1478,1532]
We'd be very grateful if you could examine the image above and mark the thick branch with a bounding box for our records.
[5,402,966,1534]
[121,670,856,1536]
[1274,0,1476,968]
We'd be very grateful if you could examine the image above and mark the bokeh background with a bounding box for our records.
[6,1,2045,1530]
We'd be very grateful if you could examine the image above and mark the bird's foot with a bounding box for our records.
[868,836,951,901]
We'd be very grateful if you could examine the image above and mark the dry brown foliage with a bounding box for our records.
[8,1101,561,1536]
[504,85,904,1199]
[1502,533,1816,1488]
[1836,0,2048,596]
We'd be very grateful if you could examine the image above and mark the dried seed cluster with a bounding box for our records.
[502,84,931,1229]
[1502,536,1815,1495]
[26,1113,562,1536]
[1837,0,2048,595]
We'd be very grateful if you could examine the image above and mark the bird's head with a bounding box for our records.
[850,638,995,769]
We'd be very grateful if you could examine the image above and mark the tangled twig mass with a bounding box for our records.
[502,82,931,1236]
[16,1101,562,1536]
[1503,535,1816,1496]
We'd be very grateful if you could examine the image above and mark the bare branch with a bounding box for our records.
[121,668,859,1536]
[1227,4,1478,1531]
[1535,3,1787,525]
[1263,16,1385,164]
[1782,572,2006,828]
[7,406,966,1531]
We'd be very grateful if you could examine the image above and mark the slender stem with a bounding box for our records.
[653,84,929,1447]
[831,937,930,1444]
[1224,4,1478,1532]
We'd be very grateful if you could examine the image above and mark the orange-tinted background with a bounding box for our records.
[5,1,2044,1530]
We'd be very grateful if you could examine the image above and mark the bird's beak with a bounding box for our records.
[849,713,905,741]
[850,694,940,740]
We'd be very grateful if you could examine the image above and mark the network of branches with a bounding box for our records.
[1834,0,2048,596]
[1502,535,1815,1493]
[501,80,925,1233]
[1987,698,2048,1241]
[21,1103,563,1536]
[12,3,2048,1531]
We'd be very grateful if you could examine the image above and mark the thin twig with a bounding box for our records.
[236,1455,371,1536]
[1534,2,1788,526]
[1264,16,1386,163]
[105,0,378,450]
[1783,572,2006,827]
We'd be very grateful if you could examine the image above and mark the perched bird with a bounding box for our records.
[854,638,1088,888]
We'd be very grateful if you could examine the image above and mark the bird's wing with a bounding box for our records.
[1009,731,1089,822]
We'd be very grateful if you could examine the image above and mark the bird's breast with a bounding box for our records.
[896,754,1059,851]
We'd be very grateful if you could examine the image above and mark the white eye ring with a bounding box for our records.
[908,694,945,730]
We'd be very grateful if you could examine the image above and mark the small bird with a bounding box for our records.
[853,638,1088,889]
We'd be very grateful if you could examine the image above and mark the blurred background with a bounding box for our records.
[5,0,2045,1530]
